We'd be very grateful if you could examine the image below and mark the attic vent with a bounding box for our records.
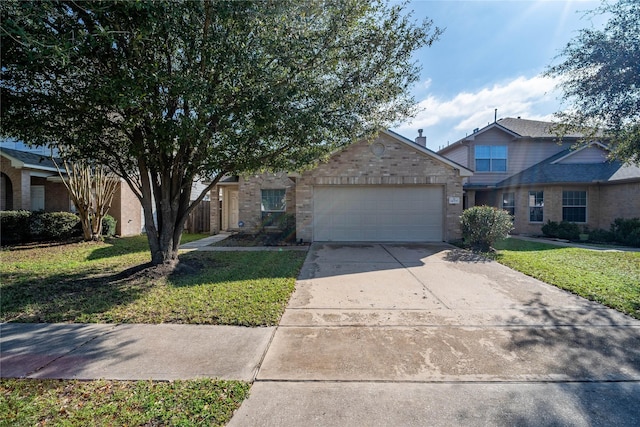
[473,128,479,133]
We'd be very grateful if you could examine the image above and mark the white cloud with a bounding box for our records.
[394,74,562,149]
[418,78,433,91]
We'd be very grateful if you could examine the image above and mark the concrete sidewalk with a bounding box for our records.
[0,323,274,382]
[180,232,232,250]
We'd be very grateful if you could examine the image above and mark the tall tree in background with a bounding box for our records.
[1,1,441,268]
[547,0,640,165]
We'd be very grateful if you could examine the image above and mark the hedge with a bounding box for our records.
[1,210,80,244]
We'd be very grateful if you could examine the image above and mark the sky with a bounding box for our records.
[391,0,608,151]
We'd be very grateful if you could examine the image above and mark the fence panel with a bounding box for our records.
[185,200,210,233]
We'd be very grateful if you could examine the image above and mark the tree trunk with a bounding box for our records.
[91,214,103,241]
[143,202,188,269]
[137,157,189,269]
[79,209,93,241]
[134,148,221,271]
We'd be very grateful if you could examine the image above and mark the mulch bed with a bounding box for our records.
[212,231,303,247]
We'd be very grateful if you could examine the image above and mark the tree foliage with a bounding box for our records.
[546,0,640,164]
[1,0,441,266]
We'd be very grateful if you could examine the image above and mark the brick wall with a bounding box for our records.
[598,182,640,227]
[237,172,296,232]
[110,181,142,236]
[294,133,465,242]
[210,186,220,234]
[500,182,640,235]
[44,181,71,212]
[0,157,30,210]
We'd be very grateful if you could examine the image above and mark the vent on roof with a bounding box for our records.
[473,128,479,133]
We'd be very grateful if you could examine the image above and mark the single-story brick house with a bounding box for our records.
[210,130,472,242]
[1,146,143,236]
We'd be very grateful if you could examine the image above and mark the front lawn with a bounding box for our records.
[0,235,307,325]
[494,238,640,319]
[0,378,249,427]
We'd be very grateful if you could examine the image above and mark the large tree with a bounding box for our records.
[1,1,440,267]
[546,0,640,164]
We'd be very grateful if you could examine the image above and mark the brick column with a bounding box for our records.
[20,170,31,210]
[210,186,220,234]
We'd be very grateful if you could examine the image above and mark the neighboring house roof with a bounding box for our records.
[382,129,473,177]
[438,117,584,155]
[495,117,583,139]
[0,147,63,173]
[494,149,640,188]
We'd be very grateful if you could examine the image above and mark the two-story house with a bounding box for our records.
[438,117,640,235]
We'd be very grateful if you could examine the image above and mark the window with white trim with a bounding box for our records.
[475,145,507,172]
[261,189,286,226]
[502,192,515,216]
[562,190,587,222]
[529,191,543,222]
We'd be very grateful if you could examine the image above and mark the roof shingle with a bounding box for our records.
[495,149,640,187]
[496,118,583,139]
[0,147,62,171]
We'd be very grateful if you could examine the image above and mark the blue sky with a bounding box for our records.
[391,0,607,151]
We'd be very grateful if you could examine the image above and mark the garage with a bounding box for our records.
[313,185,443,242]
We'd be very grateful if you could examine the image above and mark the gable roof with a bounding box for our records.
[0,147,63,173]
[550,142,609,164]
[495,149,640,188]
[382,129,473,176]
[438,117,584,155]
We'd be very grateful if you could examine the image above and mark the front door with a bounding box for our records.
[228,190,239,229]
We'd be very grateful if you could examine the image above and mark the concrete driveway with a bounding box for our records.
[230,243,640,426]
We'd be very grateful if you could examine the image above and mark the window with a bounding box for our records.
[261,189,286,226]
[562,190,587,222]
[502,192,515,216]
[529,191,543,222]
[475,145,507,172]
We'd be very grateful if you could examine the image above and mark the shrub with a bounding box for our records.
[557,221,581,240]
[102,214,117,237]
[277,213,296,242]
[589,228,615,243]
[0,210,32,244]
[541,220,559,238]
[461,206,513,252]
[611,217,640,247]
[541,220,580,240]
[30,211,81,240]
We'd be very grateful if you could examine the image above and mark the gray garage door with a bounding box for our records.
[313,186,443,242]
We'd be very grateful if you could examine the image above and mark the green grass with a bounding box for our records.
[0,234,307,325]
[0,378,249,427]
[494,238,640,319]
